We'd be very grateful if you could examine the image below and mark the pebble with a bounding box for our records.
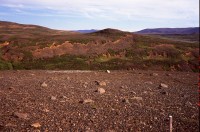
[82,99,94,104]
[160,91,168,95]
[131,97,143,101]
[43,108,50,112]
[13,112,29,120]
[150,73,158,76]
[41,82,47,87]
[122,98,130,103]
[106,70,111,73]
[96,88,106,94]
[50,96,56,100]
[145,81,153,85]
[31,123,41,128]
[96,81,106,86]
[160,83,168,88]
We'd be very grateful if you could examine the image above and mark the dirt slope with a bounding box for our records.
[0,70,198,131]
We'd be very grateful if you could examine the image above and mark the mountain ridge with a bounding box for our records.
[135,27,199,34]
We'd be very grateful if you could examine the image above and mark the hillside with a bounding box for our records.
[136,27,199,34]
[0,21,199,71]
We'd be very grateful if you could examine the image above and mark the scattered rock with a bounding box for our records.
[120,85,128,88]
[160,83,168,88]
[5,123,17,127]
[13,112,29,120]
[8,87,14,90]
[43,108,50,112]
[31,122,41,128]
[106,70,111,73]
[61,95,67,99]
[160,91,168,95]
[122,98,130,103]
[143,91,147,94]
[145,81,153,85]
[165,73,171,76]
[131,97,143,101]
[130,91,136,94]
[96,88,106,94]
[80,99,94,104]
[150,73,158,76]
[185,101,193,108]
[41,82,47,87]
[50,96,56,100]
[96,81,106,86]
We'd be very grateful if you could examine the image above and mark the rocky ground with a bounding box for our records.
[0,70,199,132]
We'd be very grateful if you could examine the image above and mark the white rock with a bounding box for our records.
[96,88,106,94]
[106,70,111,73]
[160,83,168,88]
[83,99,94,103]
[41,82,47,87]
[50,96,56,100]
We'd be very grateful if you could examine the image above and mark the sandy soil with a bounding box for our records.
[0,70,199,132]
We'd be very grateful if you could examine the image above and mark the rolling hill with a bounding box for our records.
[0,21,199,71]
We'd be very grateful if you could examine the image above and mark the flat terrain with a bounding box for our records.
[0,70,199,131]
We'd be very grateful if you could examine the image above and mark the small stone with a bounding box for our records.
[132,97,143,101]
[5,123,17,127]
[145,81,153,85]
[160,91,167,95]
[165,73,171,76]
[122,98,130,103]
[41,82,47,87]
[106,70,110,73]
[160,83,168,88]
[50,96,56,100]
[13,112,29,120]
[120,85,128,88]
[81,99,94,104]
[43,108,50,112]
[96,81,106,86]
[31,123,41,128]
[150,73,158,76]
[185,101,193,107]
[8,87,14,90]
[96,88,106,94]
[130,91,136,94]
[61,95,67,99]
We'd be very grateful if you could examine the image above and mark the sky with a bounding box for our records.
[0,0,199,31]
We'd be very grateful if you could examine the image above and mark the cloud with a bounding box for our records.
[1,0,198,19]
[0,0,199,30]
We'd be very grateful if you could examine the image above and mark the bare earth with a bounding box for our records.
[0,70,199,132]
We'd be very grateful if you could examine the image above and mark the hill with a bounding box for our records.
[0,21,199,71]
[136,27,199,34]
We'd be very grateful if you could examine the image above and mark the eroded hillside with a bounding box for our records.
[0,21,199,71]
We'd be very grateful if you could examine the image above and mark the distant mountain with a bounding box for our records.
[76,29,98,33]
[136,27,199,34]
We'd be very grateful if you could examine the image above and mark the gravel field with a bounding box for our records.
[0,70,199,132]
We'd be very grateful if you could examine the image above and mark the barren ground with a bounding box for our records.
[0,70,199,132]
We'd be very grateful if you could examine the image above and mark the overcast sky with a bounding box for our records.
[0,0,199,31]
